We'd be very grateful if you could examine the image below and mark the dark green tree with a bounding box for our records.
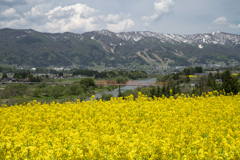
[49,86,64,98]
[215,70,220,79]
[161,84,166,97]
[195,66,203,73]
[2,73,8,79]
[58,72,63,77]
[149,87,156,98]
[175,84,181,94]
[80,78,95,88]
[173,73,180,80]
[38,82,47,89]
[28,74,36,82]
[185,75,190,83]
[101,93,113,101]
[207,72,216,90]
[118,90,123,98]
[198,75,208,95]
[166,84,170,97]
[156,85,161,97]
[221,70,239,94]
[183,68,191,75]
[32,89,41,97]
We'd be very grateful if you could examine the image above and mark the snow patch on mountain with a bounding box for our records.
[96,30,240,46]
[198,44,203,49]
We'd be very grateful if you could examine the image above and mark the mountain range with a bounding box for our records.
[0,28,240,68]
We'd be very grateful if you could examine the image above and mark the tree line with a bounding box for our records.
[72,69,148,80]
[157,67,240,96]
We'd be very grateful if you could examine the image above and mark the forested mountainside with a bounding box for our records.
[0,28,240,67]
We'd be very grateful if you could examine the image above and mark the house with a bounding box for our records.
[24,78,30,82]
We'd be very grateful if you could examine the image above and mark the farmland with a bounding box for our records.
[1,92,240,159]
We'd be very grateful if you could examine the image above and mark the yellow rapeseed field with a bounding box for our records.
[1,92,240,159]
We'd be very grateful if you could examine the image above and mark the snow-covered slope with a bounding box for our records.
[96,30,240,46]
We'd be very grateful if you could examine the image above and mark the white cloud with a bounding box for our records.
[2,8,15,15]
[0,2,99,32]
[213,16,240,30]
[142,0,175,22]
[106,18,135,32]
[47,4,96,20]
[0,1,135,33]
[1,8,20,18]
[102,14,120,23]
[99,14,135,32]
[154,0,174,15]
[229,24,240,29]
[0,17,28,28]
[40,4,97,32]
[214,16,227,24]
[24,4,46,19]
[25,3,135,33]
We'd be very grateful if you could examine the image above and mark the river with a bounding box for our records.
[86,78,156,100]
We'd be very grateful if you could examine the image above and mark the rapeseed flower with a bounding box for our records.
[0,92,240,159]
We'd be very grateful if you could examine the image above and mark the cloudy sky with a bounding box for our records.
[0,0,240,35]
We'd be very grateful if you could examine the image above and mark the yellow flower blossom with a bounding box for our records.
[1,92,240,159]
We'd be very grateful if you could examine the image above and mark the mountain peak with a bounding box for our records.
[97,29,115,36]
